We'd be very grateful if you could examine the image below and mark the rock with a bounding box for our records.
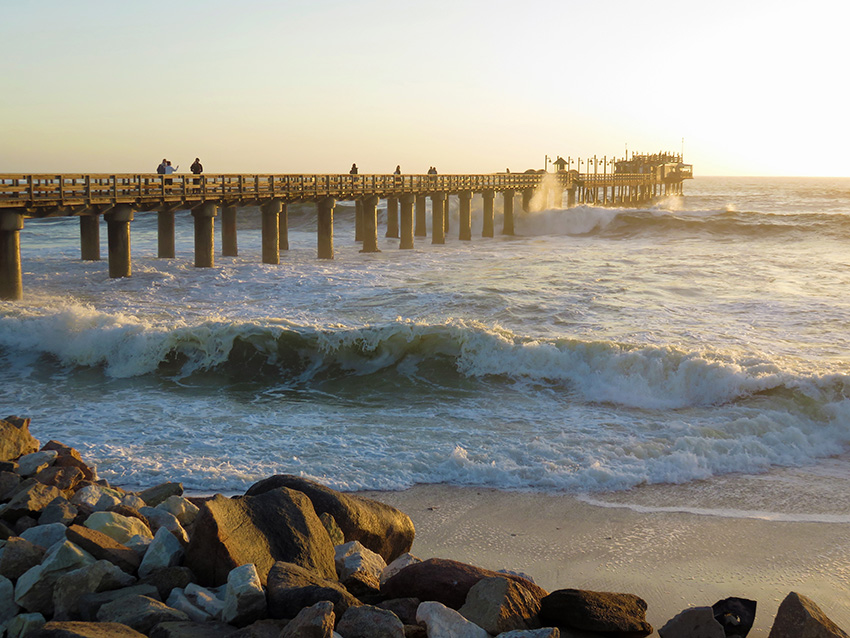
[0,416,39,463]
[14,540,96,615]
[1,574,20,631]
[139,527,185,578]
[403,626,427,638]
[5,612,46,638]
[459,576,542,635]
[71,485,121,512]
[340,569,381,600]
[2,479,63,521]
[184,489,336,587]
[378,598,420,625]
[16,451,58,478]
[0,537,47,580]
[0,520,13,540]
[30,621,147,637]
[121,495,147,511]
[381,553,420,585]
[64,524,141,574]
[96,594,189,634]
[138,507,189,545]
[0,471,22,501]
[381,558,548,610]
[52,559,136,621]
[539,589,653,637]
[149,620,237,638]
[767,591,849,638]
[105,506,152,532]
[335,540,387,581]
[246,475,415,563]
[185,582,225,618]
[337,604,405,638]
[157,496,200,528]
[139,483,184,508]
[712,597,756,637]
[14,516,38,535]
[78,584,161,622]
[320,513,344,546]
[659,607,725,638]
[33,466,86,493]
[416,601,489,638]
[21,522,68,549]
[495,629,561,638]
[83,511,153,545]
[222,563,266,627]
[165,589,211,623]
[280,600,335,638]
[227,618,289,638]
[137,566,197,601]
[39,499,78,526]
[266,561,360,621]
[47,445,96,482]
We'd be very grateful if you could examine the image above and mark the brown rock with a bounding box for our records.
[540,588,653,637]
[403,625,428,638]
[53,559,137,620]
[319,512,344,546]
[39,498,78,526]
[381,558,548,610]
[227,618,290,638]
[266,561,360,621]
[137,566,197,601]
[337,604,406,638]
[52,457,96,483]
[34,466,85,493]
[106,505,152,532]
[149,620,237,638]
[378,598,420,625]
[246,475,415,564]
[768,591,849,638]
[184,488,336,587]
[139,483,184,507]
[280,600,335,638]
[341,569,381,600]
[2,478,63,521]
[459,576,542,634]
[96,594,189,634]
[31,621,148,637]
[78,583,161,621]
[65,524,141,574]
[0,536,47,579]
[0,416,39,462]
[0,470,22,500]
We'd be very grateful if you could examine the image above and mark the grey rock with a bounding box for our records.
[2,480,63,521]
[96,594,189,634]
[5,612,46,638]
[52,559,136,621]
[16,451,58,478]
[416,601,489,638]
[266,561,360,621]
[767,591,849,638]
[659,606,725,638]
[336,604,405,638]
[0,537,46,580]
[29,620,148,637]
[38,499,78,526]
[149,620,236,638]
[78,584,161,622]
[280,600,335,638]
[222,563,266,627]
[21,522,68,549]
[14,540,96,616]
[1,574,20,630]
[139,526,185,578]
[139,483,184,508]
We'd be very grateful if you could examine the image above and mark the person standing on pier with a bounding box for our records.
[164,160,177,186]
[394,165,401,185]
[156,159,167,174]
[350,163,358,175]
[190,157,203,191]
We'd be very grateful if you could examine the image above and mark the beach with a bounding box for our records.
[363,477,850,635]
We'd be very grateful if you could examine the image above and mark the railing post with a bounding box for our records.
[0,211,24,300]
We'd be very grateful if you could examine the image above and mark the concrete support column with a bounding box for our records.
[279,202,289,251]
[502,190,515,235]
[221,205,238,256]
[567,188,576,208]
[414,194,427,236]
[317,197,335,259]
[105,204,134,278]
[458,191,472,241]
[430,193,445,244]
[443,195,450,233]
[399,194,415,250]
[355,200,363,242]
[192,201,217,268]
[482,189,495,238]
[360,195,380,253]
[0,211,24,300]
[158,210,175,258]
[260,199,281,264]
[522,188,534,213]
[385,197,399,238]
[80,214,100,261]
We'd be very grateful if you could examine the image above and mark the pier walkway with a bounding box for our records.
[0,155,692,299]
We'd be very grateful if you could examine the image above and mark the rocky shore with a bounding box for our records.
[0,415,847,638]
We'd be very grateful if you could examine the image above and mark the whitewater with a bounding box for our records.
[3,176,850,514]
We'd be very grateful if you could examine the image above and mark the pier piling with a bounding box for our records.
[0,211,23,300]
[221,205,238,257]
[80,214,100,261]
[192,202,217,268]
[279,202,289,251]
[361,195,380,253]
[482,189,495,238]
[399,194,414,249]
[431,193,445,245]
[157,209,176,258]
[386,197,399,238]
[503,190,515,235]
[459,191,472,241]
[317,197,335,259]
[260,199,281,265]
[105,204,134,278]
[415,195,427,237]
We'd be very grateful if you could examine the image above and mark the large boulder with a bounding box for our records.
[0,416,39,463]
[458,576,542,635]
[31,621,147,637]
[16,451,58,478]
[381,558,548,610]
[767,591,849,638]
[138,527,185,578]
[83,512,153,545]
[659,607,725,638]
[64,525,141,574]
[52,560,136,621]
[139,483,184,508]
[0,537,47,580]
[14,540,96,616]
[41,441,96,482]
[539,589,653,637]
[2,480,63,521]
[246,475,414,563]
[184,488,336,587]
[279,600,335,638]
[266,561,360,621]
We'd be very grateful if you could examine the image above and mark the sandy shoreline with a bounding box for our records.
[358,484,850,636]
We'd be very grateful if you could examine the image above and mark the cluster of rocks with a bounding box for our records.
[0,415,848,638]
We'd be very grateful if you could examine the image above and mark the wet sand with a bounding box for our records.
[360,482,850,636]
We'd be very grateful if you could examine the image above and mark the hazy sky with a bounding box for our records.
[1,0,845,176]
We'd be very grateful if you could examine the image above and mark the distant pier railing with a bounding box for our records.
[0,162,692,300]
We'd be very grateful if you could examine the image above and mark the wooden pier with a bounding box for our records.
[0,154,692,299]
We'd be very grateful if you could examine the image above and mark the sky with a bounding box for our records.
[0,0,847,177]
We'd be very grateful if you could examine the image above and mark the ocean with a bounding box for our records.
[3,176,850,521]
